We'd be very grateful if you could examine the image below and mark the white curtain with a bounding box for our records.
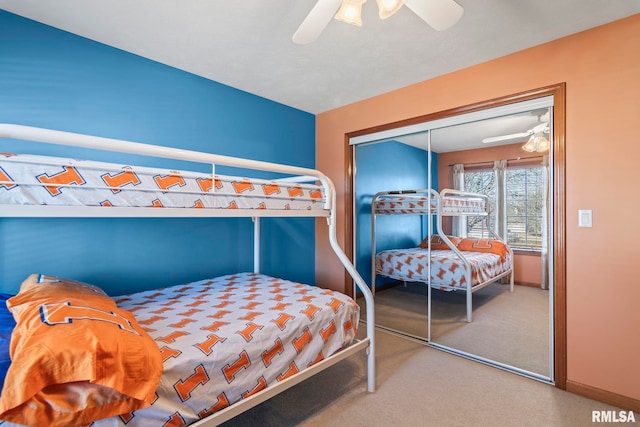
[540,155,550,290]
[452,164,466,237]
[493,160,508,239]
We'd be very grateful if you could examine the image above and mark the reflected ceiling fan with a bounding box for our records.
[482,119,551,152]
[292,0,464,44]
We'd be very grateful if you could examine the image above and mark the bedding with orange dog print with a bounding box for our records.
[0,153,325,211]
[0,274,162,427]
[375,247,511,290]
[81,272,358,426]
[374,194,485,215]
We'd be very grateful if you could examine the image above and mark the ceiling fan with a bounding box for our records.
[292,0,464,45]
[482,116,551,152]
[481,122,550,145]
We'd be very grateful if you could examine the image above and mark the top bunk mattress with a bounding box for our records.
[373,194,486,215]
[0,153,326,212]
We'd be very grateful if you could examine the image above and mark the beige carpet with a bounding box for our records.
[222,329,635,427]
[359,282,550,377]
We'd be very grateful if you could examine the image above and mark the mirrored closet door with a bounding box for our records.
[352,97,555,382]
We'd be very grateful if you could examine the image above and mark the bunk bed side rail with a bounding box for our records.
[440,189,514,283]
[439,188,488,200]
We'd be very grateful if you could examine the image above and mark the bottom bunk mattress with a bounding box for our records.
[0,272,359,427]
[107,272,359,426]
[375,248,511,290]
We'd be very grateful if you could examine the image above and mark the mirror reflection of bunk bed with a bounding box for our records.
[0,124,375,427]
[371,188,514,323]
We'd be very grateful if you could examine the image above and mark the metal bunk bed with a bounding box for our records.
[0,123,375,427]
[371,188,514,322]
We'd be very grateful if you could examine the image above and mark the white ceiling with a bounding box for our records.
[1,0,639,116]
[403,108,549,152]
[1,1,638,153]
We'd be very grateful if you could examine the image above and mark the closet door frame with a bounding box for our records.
[343,83,566,389]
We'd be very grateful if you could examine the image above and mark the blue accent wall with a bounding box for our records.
[354,141,437,289]
[0,11,316,295]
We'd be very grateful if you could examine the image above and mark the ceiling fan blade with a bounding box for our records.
[482,132,531,144]
[292,0,344,44]
[404,0,464,31]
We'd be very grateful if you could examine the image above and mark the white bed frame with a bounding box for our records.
[371,188,514,323]
[0,123,376,426]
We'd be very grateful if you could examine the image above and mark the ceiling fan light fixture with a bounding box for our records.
[536,135,550,152]
[522,133,550,153]
[294,0,464,44]
[335,0,366,26]
[376,0,405,19]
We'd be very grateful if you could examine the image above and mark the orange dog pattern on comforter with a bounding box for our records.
[0,153,325,211]
[90,273,359,426]
[375,248,511,290]
[374,195,485,215]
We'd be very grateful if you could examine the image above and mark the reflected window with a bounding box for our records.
[464,169,495,237]
[463,165,544,251]
[506,166,544,250]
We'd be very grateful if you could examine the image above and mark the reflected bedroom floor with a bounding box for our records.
[357,281,550,377]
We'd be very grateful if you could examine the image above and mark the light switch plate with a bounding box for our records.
[578,210,592,227]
